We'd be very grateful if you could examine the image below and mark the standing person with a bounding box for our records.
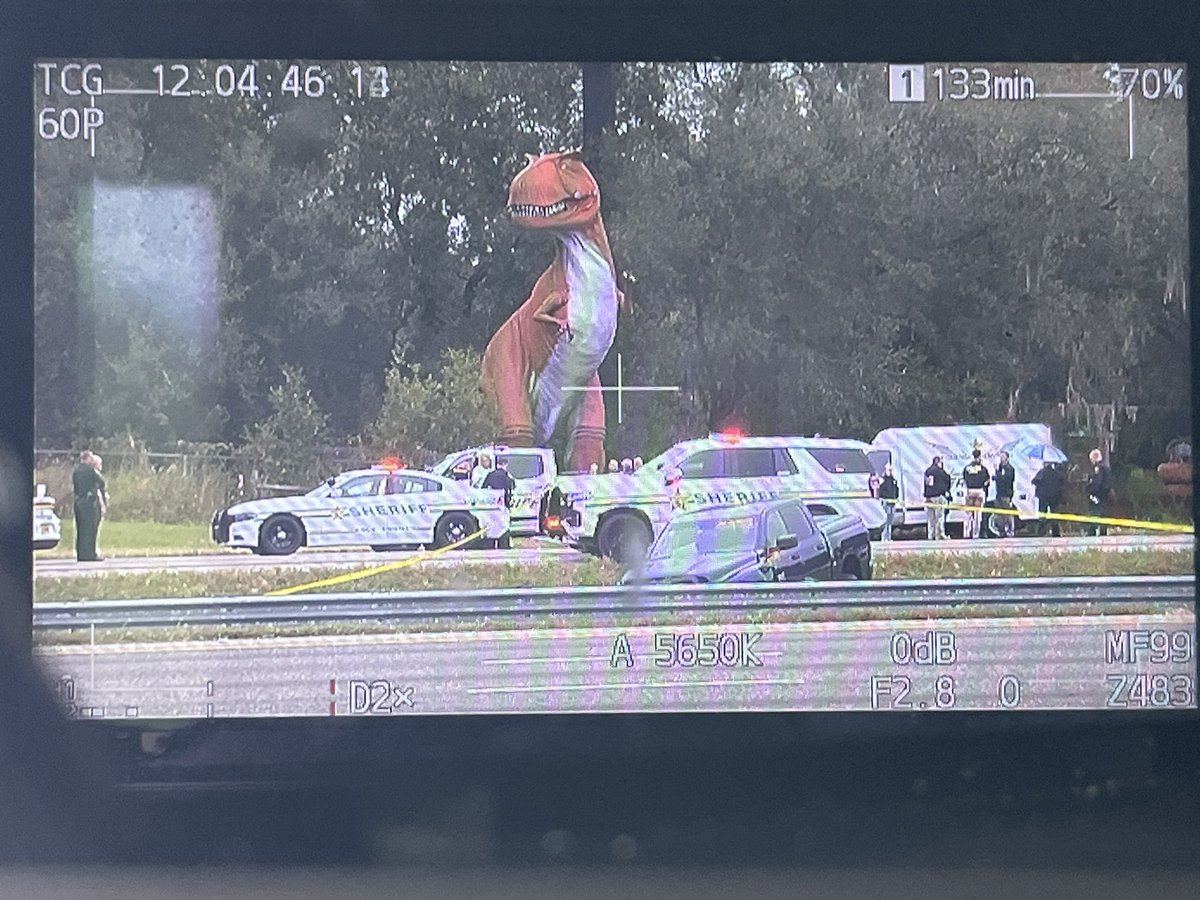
[992,450,1016,538]
[482,457,516,509]
[607,459,619,474]
[923,456,951,540]
[878,463,900,541]
[71,450,105,561]
[1086,448,1114,536]
[632,456,644,472]
[962,449,990,539]
[1032,460,1065,537]
[620,457,634,474]
[588,462,599,475]
[471,452,494,488]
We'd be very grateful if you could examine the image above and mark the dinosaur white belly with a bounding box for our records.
[530,233,618,444]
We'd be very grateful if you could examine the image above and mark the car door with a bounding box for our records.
[676,446,791,509]
[326,474,387,544]
[777,501,832,579]
[384,474,442,543]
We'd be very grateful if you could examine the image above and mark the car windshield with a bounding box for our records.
[645,447,687,473]
[497,454,544,479]
[650,514,759,560]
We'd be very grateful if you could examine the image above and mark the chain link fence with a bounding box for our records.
[33,446,382,524]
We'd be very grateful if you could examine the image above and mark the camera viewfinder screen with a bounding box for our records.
[31,60,1195,717]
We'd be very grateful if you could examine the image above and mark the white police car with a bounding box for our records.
[555,432,881,562]
[33,484,61,551]
[211,465,511,555]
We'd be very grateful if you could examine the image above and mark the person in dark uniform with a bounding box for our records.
[71,450,106,561]
[878,463,900,540]
[961,449,990,539]
[482,457,517,509]
[1086,448,1114,536]
[923,456,951,540]
[1032,460,1065,537]
[992,450,1016,538]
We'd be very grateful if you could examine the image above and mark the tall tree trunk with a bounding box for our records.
[582,63,615,176]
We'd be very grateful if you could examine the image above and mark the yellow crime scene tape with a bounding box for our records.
[905,499,1193,534]
[266,527,488,596]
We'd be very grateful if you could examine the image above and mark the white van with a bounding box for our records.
[557,433,882,560]
[870,423,1062,534]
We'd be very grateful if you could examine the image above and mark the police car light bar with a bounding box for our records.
[710,429,745,443]
[376,457,403,471]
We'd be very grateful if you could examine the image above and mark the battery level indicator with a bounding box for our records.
[889,64,926,102]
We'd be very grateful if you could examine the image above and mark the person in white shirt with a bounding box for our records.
[471,452,494,488]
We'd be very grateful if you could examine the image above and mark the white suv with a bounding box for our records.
[556,433,881,561]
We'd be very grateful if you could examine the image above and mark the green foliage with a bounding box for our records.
[36,558,619,603]
[240,366,332,485]
[36,442,239,525]
[1118,467,1191,525]
[371,347,499,464]
[875,548,1192,580]
[34,61,1189,470]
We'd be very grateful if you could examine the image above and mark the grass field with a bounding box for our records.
[32,548,1193,603]
[42,519,219,558]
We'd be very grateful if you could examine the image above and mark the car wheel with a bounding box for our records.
[434,512,479,549]
[840,559,862,580]
[596,512,653,565]
[258,514,304,555]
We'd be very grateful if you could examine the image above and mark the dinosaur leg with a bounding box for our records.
[565,371,606,474]
[481,326,534,447]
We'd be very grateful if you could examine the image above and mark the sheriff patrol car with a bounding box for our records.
[211,465,511,555]
[555,433,882,562]
[429,445,557,537]
[33,484,61,551]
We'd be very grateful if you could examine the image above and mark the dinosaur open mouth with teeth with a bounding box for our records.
[508,200,570,218]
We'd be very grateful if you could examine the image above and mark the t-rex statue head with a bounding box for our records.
[507,150,601,231]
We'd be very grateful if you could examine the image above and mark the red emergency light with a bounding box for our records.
[377,456,403,471]
[711,428,745,444]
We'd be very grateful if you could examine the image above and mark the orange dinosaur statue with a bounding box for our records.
[481,151,627,473]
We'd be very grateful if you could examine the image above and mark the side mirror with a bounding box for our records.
[776,533,799,551]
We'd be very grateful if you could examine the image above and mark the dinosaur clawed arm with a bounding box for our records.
[532,289,573,341]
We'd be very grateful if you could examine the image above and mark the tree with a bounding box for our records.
[240,365,331,485]
[370,347,499,464]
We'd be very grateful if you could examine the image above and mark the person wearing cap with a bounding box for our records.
[961,448,990,539]
[922,455,951,540]
[1086,448,1114,536]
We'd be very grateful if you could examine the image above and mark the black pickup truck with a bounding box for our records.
[621,498,872,584]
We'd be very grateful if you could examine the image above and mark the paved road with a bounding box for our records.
[34,534,1190,579]
[35,601,1195,717]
